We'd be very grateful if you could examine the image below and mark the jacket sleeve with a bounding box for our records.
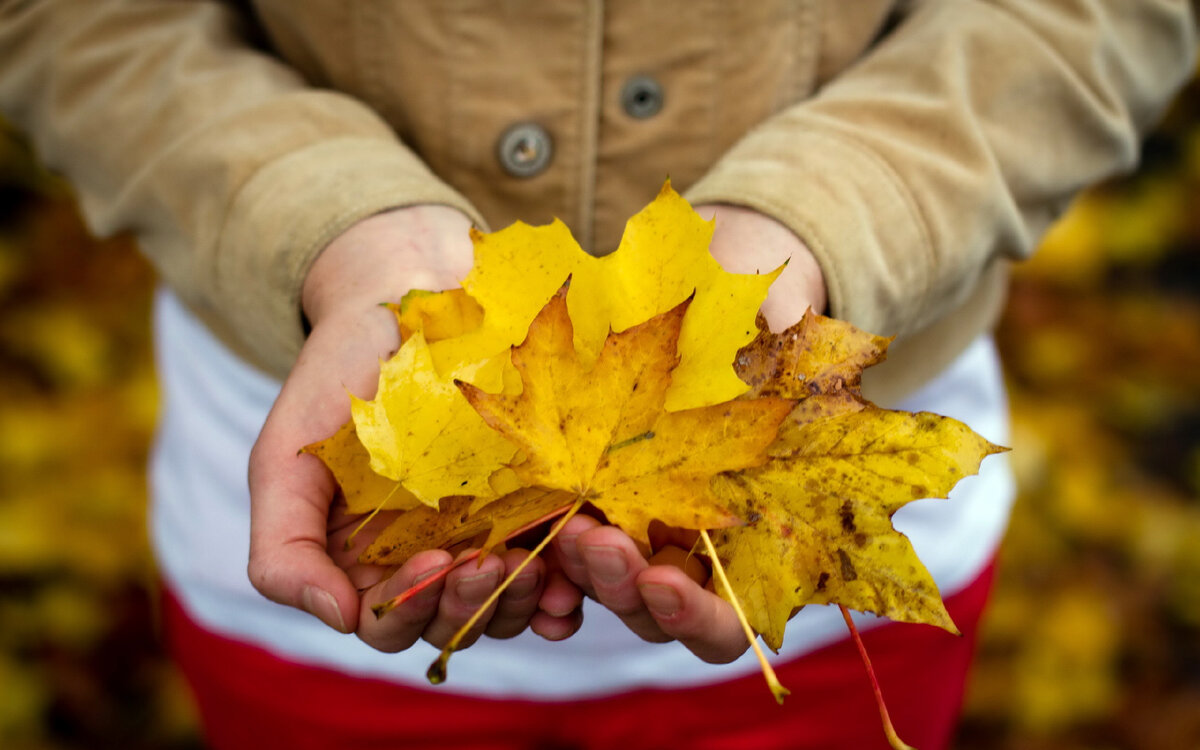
[685,0,1196,338]
[0,0,484,378]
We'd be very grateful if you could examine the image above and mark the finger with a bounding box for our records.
[646,544,709,586]
[530,565,585,641]
[552,514,603,593]
[483,549,546,639]
[636,564,751,664]
[327,502,403,589]
[538,568,584,618]
[420,553,507,649]
[530,607,584,641]
[647,521,699,552]
[356,550,453,652]
[248,437,360,634]
[577,526,671,644]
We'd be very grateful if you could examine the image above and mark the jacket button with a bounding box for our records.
[620,75,664,119]
[496,123,553,178]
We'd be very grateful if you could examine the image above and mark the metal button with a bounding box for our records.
[620,75,664,119]
[496,122,553,178]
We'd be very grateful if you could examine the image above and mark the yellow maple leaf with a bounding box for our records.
[422,182,779,410]
[392,288,483,344]
[362,487,574,565]
[459,292,794,546]
[390,289,518,395]
[302,419,419,514]
[350,331,516,507]
[711,316,1007,651]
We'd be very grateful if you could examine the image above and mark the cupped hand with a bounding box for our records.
[550,204,827,663]
[246,204,581,651]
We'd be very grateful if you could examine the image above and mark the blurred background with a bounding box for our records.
[1,76,1199,750]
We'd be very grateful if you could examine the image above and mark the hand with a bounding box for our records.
[246,204,580,651]
[551,205,827,662]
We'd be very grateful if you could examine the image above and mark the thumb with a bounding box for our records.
[248,433,360,634]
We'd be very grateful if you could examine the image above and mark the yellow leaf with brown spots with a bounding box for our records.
[736,309,890,426]
[711,407,1007,651]
[459,292,794,546]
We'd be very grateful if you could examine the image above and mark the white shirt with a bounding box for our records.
[150,287,1013,699]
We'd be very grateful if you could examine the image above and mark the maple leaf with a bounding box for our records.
[419,182,780,410]
[390,288,519,395]
[736,309,889,409]
[350,331,516,507]
[392,288,483,344]
[458,291,794,546]
[710,315,1007,651]
[302,419,419,514]
[361,487,574,565]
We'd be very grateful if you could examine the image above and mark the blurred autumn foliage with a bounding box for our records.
[1,75,1199,748]
[957,75,1200,750]
[0,122,198,749]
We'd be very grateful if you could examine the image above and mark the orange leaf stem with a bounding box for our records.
[839,605,917,750]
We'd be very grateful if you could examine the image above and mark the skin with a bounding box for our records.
[246,201,825,659]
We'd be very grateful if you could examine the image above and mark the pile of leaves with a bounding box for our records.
[308,183,1003,713]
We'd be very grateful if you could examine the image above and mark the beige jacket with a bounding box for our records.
[1,1,1194,402]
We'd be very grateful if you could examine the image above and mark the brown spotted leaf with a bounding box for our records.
[736,309,891,427]
[711,407,1007,651]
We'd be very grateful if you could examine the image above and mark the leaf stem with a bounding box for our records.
[426,498,586,684]
[372,547,479,618]
[839,605,916,750]
[698,529,789,704]
[346,483,403,550]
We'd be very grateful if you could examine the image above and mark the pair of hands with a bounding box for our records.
[246,202,826,661]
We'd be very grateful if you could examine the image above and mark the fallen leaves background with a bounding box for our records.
[2,71,1199,748]
[0,121,199,750]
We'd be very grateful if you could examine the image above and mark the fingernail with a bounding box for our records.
[411,565,449,604]
[303,586,349,633]
[558,534,582,566]
[456,570,499,605]
[640,583,681,617]
[583,545,628,584]
[507,569,541,600]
